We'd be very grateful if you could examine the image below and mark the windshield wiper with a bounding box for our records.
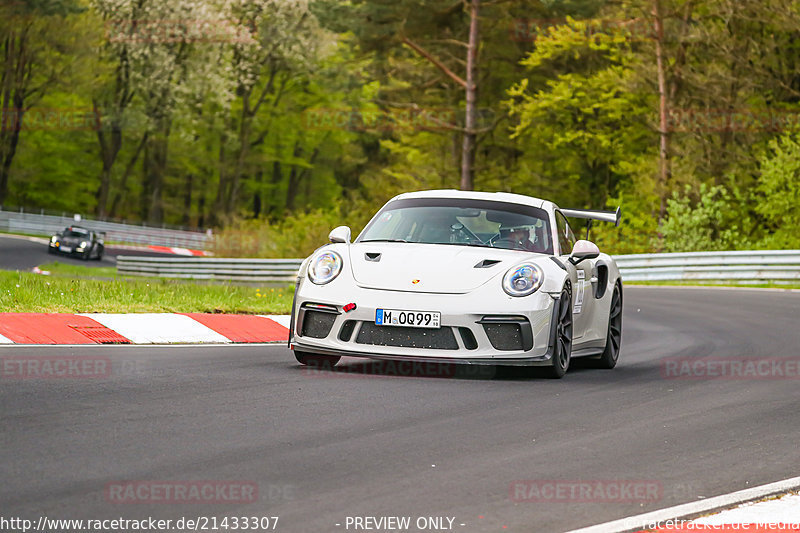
[360,239,409,243]
[429,242,492,248]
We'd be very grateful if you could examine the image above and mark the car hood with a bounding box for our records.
[348,242,542,294]
[57,236,86,246]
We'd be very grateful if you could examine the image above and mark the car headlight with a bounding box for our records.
[502,263,544,297]
[50,236,57,243]
[308,251,343,285]
[79,241,88,248]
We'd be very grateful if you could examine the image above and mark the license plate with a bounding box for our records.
[60,246,72,253]
[376,309,440,329]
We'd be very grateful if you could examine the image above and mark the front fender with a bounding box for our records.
[539,256,571,296]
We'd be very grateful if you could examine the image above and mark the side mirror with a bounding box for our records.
[569,240,600,265]
[328,225,351,244]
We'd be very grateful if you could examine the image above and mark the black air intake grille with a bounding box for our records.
[483,323,524,351]
[301,311,337,339]
[339,320,357,342]
[356,323,458,350]
[458,327,478,350]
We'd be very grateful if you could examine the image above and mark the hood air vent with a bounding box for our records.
[474,259,502,269]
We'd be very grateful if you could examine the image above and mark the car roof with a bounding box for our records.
[390,189,553,211]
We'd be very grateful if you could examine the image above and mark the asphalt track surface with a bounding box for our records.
[0,234,169,271]
[2,287,800,532]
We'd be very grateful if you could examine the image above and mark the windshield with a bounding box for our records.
[63,229,89,238]
[358,198,553,254]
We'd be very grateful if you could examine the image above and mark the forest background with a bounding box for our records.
[3,0,800,257]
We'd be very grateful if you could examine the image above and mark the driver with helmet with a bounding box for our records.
[498,224,537,251]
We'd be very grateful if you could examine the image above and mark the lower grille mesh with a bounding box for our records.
[301,311,336,339]
[483,323,524,351]
[356,323,458,350]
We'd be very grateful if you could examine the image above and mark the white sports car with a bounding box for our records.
[289,190,622,378]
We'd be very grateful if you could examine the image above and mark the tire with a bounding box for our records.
[96,246,104,261]
[294,351,341,368]
[595,282,622,369]
[545,285,573,379]
[82,248,91,261]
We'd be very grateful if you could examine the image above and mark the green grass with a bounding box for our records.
[11,263,796,316]
[627,280,800,290]
[0,230,48,239]
[39,260,117,278]
[0,270,293,314]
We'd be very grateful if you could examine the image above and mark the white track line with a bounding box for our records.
[566,476,800,533]
[695,492,800,524]
[80,313,230,344]
[0,332,14,344]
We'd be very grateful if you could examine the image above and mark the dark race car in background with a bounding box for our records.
[48,226,105,260]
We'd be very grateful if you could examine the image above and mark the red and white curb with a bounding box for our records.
[0,313,289,345]
[110,244,212,256]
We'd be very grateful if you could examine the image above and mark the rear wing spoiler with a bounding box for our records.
[561,207,621,227]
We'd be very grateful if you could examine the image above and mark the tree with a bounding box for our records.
[92,0,236,224]
[213,0,326,222]
[313,0,496,190]
[0,0,85,205]
[507,17,654,209]
[756,134,800,249]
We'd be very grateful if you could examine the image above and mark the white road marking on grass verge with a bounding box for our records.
[80,313,231,344]
[695,492,800,524]
[566,475,800,533]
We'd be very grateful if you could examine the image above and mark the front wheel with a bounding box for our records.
[595,283,622,369]
[294,351,341,368]
[545,286,573,379]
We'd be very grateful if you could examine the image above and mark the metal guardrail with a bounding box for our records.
[615,250,800,282]
[116,250,800,284]
[0,208,211,250]
[117,256,303,283]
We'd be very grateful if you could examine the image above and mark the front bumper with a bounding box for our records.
[49,243,85,255]
[290,281,560,367]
